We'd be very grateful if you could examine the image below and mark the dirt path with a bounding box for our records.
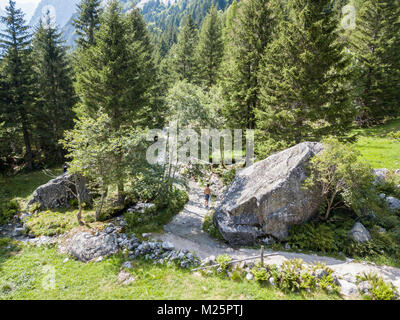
[152,180,400,290]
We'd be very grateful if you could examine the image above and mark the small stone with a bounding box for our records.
[269,277,275,286]
[162,242,174,251]
[358,281,372,294]
[246,273,254,281]
[121,261,133,270]
[350,222,371,243]
[314,269,328,279]
[95,256,103,263]
[142,233,151,239]
[284,243,291,250]
[339,279,358,296]
[63,258,69,263]
[118,270,135,286]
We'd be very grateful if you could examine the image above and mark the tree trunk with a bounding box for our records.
[96,187,108,221]
[21,116,33,170]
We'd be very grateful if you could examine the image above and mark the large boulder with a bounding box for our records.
[59,231,119,262]
[28,173,91,210]
[213,142,324,246]
[350,222,371,243]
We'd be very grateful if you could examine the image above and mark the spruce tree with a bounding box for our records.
[170,15,199,83]
[256,0,354,156]
[220,0,275,129]
[74,0,151,201]
[0,0,34,169]
[73,0,102,48]
[32,13,76,163]
[195,6,224,89]
[350,0,400,124]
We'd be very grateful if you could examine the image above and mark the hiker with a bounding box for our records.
[63,163,69,173]
[204,184,211,209]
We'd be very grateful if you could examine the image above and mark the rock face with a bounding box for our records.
[59,231,119,262]
[28,173,91,209]
[350,222,371,243]
[213,142,324,246]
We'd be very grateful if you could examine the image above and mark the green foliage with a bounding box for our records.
[256,0,354,157]
[358,273,398,300]
[288,223,337,254]
[216,254,232,271]
[220,168,236,187]
[350,0,400,124]
[124,189,188,235]
[220,0,274,129]
[251,266,270,283]
[73,0,103,48]
[0,199,19,225]
[202,212,224,241]
[305,137,379,220]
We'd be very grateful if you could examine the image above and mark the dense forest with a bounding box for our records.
[0,0,399,180]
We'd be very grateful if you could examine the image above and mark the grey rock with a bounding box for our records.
[59,231,119,262]
[121,261,133,269]
[314,269,328,279]
[339,279,358,296]
[269,277,275,286]
[28,173,91,210]
[373,169,389,185]
[358,281,372,294]
[162,242,174,251]
[386,197,400,211]
[350,222,371,243]
[246,273,254,281]
[213,142,324,245]
[118,270,135,286]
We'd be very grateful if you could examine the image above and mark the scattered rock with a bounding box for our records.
[314,269,328,280]
[28,173,91,210]
[118,270,136,286]
[373,169,389,185]
[63,258,69,263]
[245,273,254,281]
[350,222,371,243]
[128,203,155,214]
[59,231,119,262]
[121,261,133,270]
[386,197,400,211]
[213,142,324,245]
[269,277,275,286]
[358,281,372,295]
[338,279,358,296]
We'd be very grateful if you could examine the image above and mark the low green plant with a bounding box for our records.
[251,266,270,283]
[124,188,188,235]
[221,168,237,187]
[216,254,232,271]
[0,199,20,225]
[288,222,337,253]
[202,212,224,241]
[358,273,397,300]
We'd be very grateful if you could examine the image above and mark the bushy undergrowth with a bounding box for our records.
[202,211,225,241]
[0,199,19,225]
[287,209,400,267]
[358,273,398,300]
[124,188,188,235]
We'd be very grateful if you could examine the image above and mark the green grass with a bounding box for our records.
[0,241,341,300]
[353,118,400,169]
[0,168,63,207]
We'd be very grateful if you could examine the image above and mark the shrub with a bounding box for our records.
[202,212,224,241]
[0,199,20,225]
[251,266,270,283]
[304,137,379,220]
[358,273,397,300]
[216,254,232,271]
[221,168,237,187]
[288,222,337,253]
[124,188,188,235]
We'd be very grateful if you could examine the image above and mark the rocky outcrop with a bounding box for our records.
[213,142,324,246]
[28,173,91,210]
[59,231,120,262]
[350,222,371,243]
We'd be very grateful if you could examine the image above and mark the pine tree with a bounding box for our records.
[350,0,400,124]
[170,15,199,83]
[32,13,76,163]
[73,0,102,48]
[195,6,224,89]
[74,0,151,201]
[256,0,354,156]
[0,0,34,169]
[220,0,275,129]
